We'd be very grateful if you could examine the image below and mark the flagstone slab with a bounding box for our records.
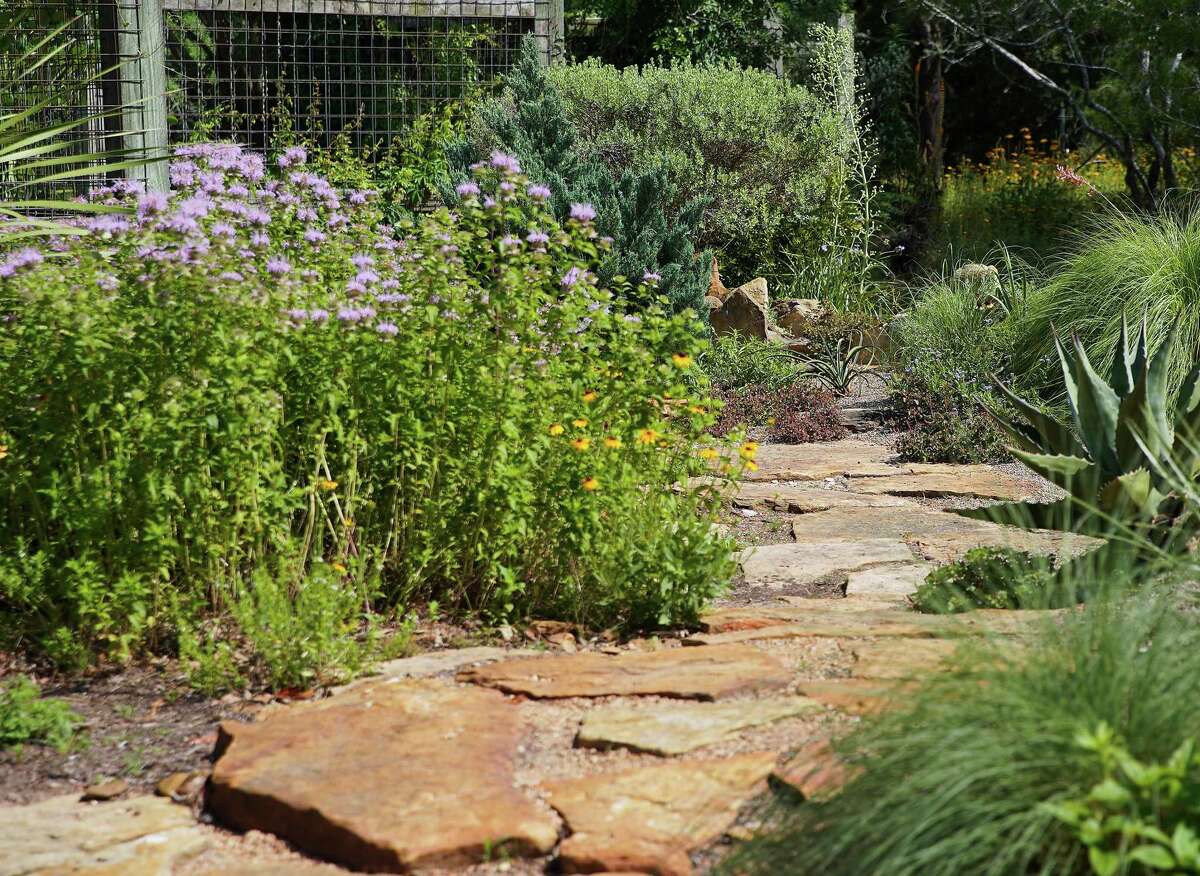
[845,562,935,597]
[789,506,1088,564]
[690,478,916,513]
[738,440,908,481]
[700,598,909,633]
[544,752,777,876]
[846,466,1033,500]
[772,739,853,800]
[851,638,959,679]
[796,678,908,715]
[331,646,516,694]
[207,679,559,872]
[0,793,207,876]
[739,539,916,589]
[685,614,938,647]
[458,644,792,701]
[576,697,823,756]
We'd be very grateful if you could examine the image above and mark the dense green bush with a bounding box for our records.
[725,595,1200,876]
[446,38,709,314]
[0,142,737,672]
[712,382,846,445]
[1019,209,1200,404]
[889,370,1011,464]
[545,56,849,282]
[911,547,1057,613]
[699,333,804,393]
[0,675,82,752]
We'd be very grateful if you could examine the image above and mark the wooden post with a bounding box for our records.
[535,0,564,63]
[115,0,170,191]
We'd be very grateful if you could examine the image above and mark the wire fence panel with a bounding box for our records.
[1,0,556,198]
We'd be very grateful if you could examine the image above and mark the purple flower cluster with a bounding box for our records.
[0,247,44,278]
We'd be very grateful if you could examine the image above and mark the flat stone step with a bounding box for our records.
[797,678,910,715]
[207,678,559,872]
[543,752,777,876]
[846,466,1034,500]
[738,439,906,481]
[458,644,792,701]
[691,477,916,513]
[850,638,959,679]
[575,697,823,756]
[0,794,207,876]
[845,562,934,597]
[739,539,916,589]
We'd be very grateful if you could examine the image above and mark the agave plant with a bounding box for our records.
[1,13,152,237]
[800,334,873,396]
[987,315,1200,528]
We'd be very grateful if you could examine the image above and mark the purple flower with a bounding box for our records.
[375,321,399,336]
[499,181,516,197]
[309,308,330,322]
[212,222,237,240]
[482,197,497,209]
[337,307,365,323]
[227,183,250,197]
[218,271,244,282]
[489,151,521,174]
[285,308,309,321]
[642,270,661,283]
[96,274,119,292]
[346,279,368,295]
[327,213,348,228]
[499,235,521,250]
[526,230,550,246]
[527,183,552,201]
[561,266,585,289]
[569,203,597,223]
[351,253,374,269]
[85,214,132,235]
[277,146,308,168]
[456,181,480,199]
[304,228,327,244]
[355,270,380,285]
[250,231,270,248]
[266,257,291,276]
[348,190,370,205]
[137,191,169,217]
[198,170,225,194]
[296,207,318,222]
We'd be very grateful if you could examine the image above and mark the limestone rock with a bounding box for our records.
[709,286,770,340]
[207,679,559,871]
[775,298,824,336]
[797,678,909,715]
[684,613,935,647]
[0,793,207,876]
[730,276,769,311]
[847,466,1034,501]
[81,778,128,801]
[701,599,909,633]
[689,477,916,513]
[544,752,777,876]
[459,644,791,701]
[740,439,905,481]
[738,539,915,589]
[772,739,853,800]
[331,646,516,695]
[844,562,934,597]
[576,697,822,756]
[708,255,728,301]
[851,638,959,679]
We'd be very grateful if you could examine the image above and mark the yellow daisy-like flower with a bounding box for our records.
[581,476,600,491]
[689,405,706,414]
[739,441,759,460]
[549,423,565,436]
[637,428,659,445]
[672,353,694,369]
[582,390,598,403]
[0,444,7,460]
[332,562,348,574]
[318,479,338,491]
[573,417,589,429]
[603,436,622,449]
[698,447,719,460]
[744,460,759,472]
[571,437,591,451]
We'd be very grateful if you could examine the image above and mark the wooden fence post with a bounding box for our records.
[115,0,169,191]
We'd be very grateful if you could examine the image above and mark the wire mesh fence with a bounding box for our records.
[1,0,559,197]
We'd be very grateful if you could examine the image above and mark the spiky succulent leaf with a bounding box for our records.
[989,376,1084,457]
[1069,335,1121,478]
[1011,449,1096,494]
[1114,325,1174,471]
[1097,469,1155,517]
[1110,312,1134,398]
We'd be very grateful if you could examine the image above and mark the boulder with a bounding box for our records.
[775,298,824,335]
[730,276,769,311]
[709,287,770,340]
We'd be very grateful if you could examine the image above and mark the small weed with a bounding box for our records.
[0,676,83,753]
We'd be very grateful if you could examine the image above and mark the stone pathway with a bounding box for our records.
[3,438,1101,876]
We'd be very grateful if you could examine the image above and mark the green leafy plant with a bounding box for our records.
[722,593,1200,876]
[799,335,871,396]
[889,370,1012,465]
[989,316,1200,528]
[1042,722,1200,876]
[911,547,1057,613]
[699,333,804,393]
[712,382,846,444]
[0,675,82,752]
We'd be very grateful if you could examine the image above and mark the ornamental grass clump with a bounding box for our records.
[0,143,736,670]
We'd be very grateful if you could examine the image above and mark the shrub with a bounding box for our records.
[889,370,1011,464]
[1019,209,1200,405]
[0,142,737,670]
[545,55,850,283]
[0,675,82,752]
[699,333,804,393]
[724,595,1200,876]
[446,37,709,314]
[1043,722,1200,875]
[712,382,846,444]
[911,547,1057,613]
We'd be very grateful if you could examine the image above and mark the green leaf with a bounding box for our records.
[1110,311,1134,397]
[1011,449,1096,494]
[1097,469,1155,517]
[1087,778,1133,806]
[1172,824,1200,867]
[1127,844,1176,869]
[1070,334,1121,477]
[991,373,1085,458]
[1088,846,1121,876]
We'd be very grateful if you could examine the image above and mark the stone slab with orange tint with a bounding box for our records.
[207,679,558,872]
[544,752,777,876]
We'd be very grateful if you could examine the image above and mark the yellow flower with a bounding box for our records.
[698,447,719,460]
[571,437,591,451]
[603,436,622,449]
[744,460,759,472]
[582,390,598,403]
[573,417,589,429]
[332,562,348,574]
[581,476,600,491]
[549,423,565,436]
[637,428,659,445]
[739,441,759,460]
[318,479,338,491]
[672,353,694,369]
[689,405,706,414]
[0,444,7,460]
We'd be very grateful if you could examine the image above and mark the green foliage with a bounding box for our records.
[0,675,82,752]
[990,315,1200,527]
[0,142,737,673]
[447,37,709,314]
[723,595,1200,876]
[912,547,1057,613]
[798,334,870,396]
[546,51,851,284]
[699,333,803,393]
[712,383,847,445]
[890,370,1012,464]
[1019,210,1200,405]
[1043,722,1200,876]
